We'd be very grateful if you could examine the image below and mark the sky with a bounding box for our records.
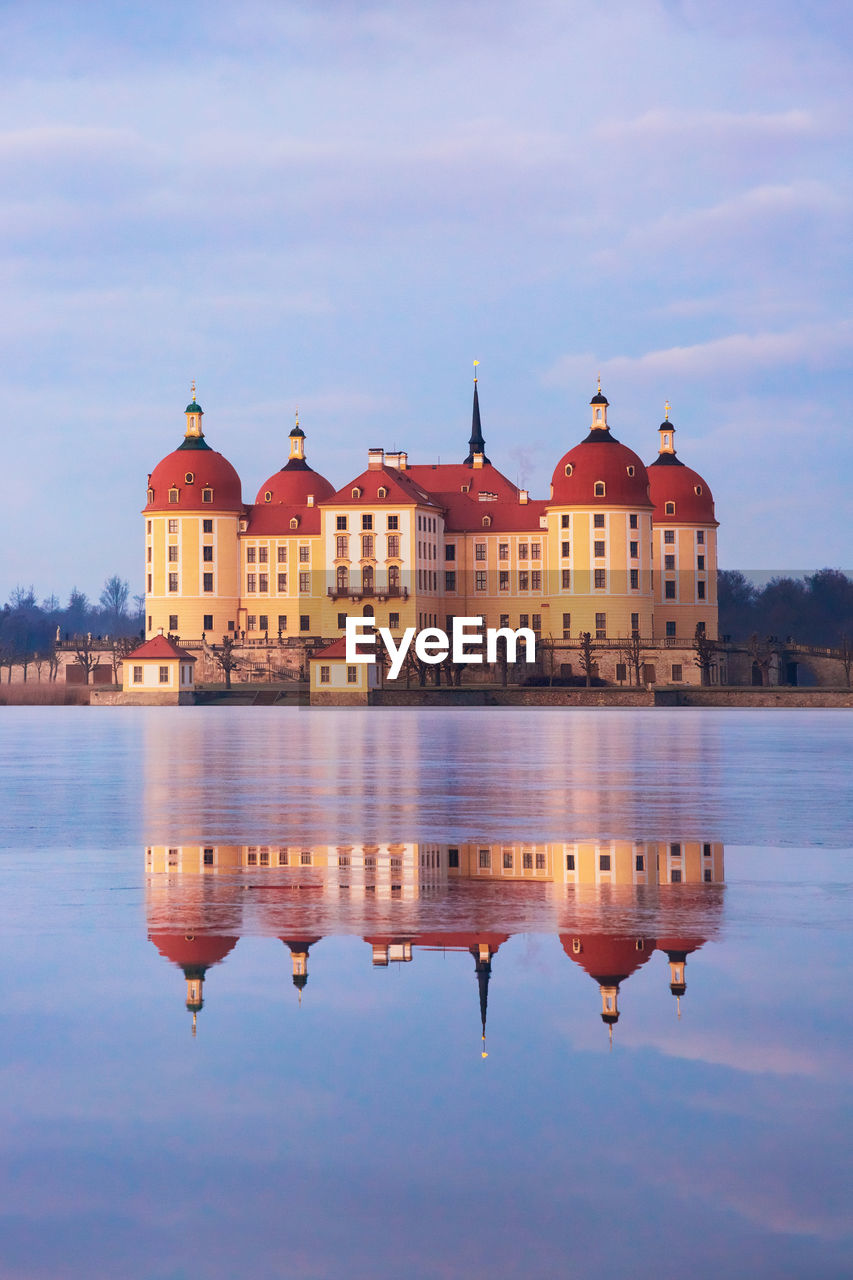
[1,0,851,602]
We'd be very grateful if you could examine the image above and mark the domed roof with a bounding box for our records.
[145,447,243,513]
[254,458,335,507]
[648,454,716,524]
[149,932,239,969]
[561,935,656,984]
[551,431,652,507]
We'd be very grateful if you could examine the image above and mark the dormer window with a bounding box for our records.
[184,472,194,484]
[594,481,605,497]
[265,491,272,503]
[147,487,154,504]
[169,488,179,503]
[626,465,635,477]
[694,484,703,496]
[201,488,213,504]
[378,486,388,499]
[352,487,361,499]
[665,501,676,515]
[564,463,573,477]
[289,517,299,530]
[482,515,492,527]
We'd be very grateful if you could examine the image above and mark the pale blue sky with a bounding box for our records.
[1,0,851,599]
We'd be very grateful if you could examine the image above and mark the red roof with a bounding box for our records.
[550,433,652,508]
[127,634,196,661]
[407,462,546,532]
[647,458,717,525]
[656,937,706,956]
[254,459,335,508]
[310,636,350,661]
[561,934,656,983]
[145,443,243,513]
[411,932,510,952]
[324,464,439,508]
[244,502,322,535]
[149,932,239,968]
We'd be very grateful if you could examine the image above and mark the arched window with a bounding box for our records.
[482,515,492,527]
[665,501,676,515]
[362,534,374,558]
[336,566,349,593]
[378,486,388,499]
[169,488,179,503]
[352,486,361,499]
[289,517,298,530]
[147,487,154,503]
[362,604,375,617]
[594,481,605,497]
[388,565,400,592]
[201,488,213,504]
[362,565,374,593]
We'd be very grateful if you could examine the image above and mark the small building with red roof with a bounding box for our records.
[308,635,378,704]
[121,629,196,702]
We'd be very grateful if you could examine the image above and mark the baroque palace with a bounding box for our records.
[143,375,719,682]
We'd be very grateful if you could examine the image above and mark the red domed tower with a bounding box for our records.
[143,387,243,641]
[562,933,656,1043]
[546,384,655,642]
[149,931,239,1036]
[647,404,719,643]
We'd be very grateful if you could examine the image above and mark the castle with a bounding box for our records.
[143,375,718,681]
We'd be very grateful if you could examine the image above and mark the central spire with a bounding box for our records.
[464,360,490,466]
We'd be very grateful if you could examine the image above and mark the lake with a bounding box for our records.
[0,707,851,1279]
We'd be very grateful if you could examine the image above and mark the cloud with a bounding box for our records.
[597,106,825,144]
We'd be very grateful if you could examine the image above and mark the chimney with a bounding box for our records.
[368,448,384,470]
[519,489,529,504]
[158,626,164,635]
[398,451,407,470]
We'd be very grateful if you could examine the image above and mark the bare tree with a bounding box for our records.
[72,635,102,685]
[748,633,774,687]
[617,634,646,687]
[693,625,717,686]
[840,634,852,688]
[110,635,136,683]
[100,576,130,633]
[211,636,242,689]
[578,632,597,688]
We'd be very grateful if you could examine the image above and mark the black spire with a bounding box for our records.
[471,947,492,1058]
[463,367,490,466]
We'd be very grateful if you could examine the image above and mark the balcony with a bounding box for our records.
[327,586,409,602]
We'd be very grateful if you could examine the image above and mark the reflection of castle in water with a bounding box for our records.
[146,839,724,1044]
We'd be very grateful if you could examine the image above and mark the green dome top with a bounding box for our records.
[185,400,203,414]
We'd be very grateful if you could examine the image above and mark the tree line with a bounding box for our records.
[0,578,143,679]
[719,569,853,647]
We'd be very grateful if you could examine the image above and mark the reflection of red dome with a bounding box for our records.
[561,935,656,983]
[281,936,322,952]
[657,937,705,957]
[145,448,243,513]
[648,458,716,524]
[149,933,239,969]
[551,436,651,507]
[412,933,509,952]
[255,460,335,507]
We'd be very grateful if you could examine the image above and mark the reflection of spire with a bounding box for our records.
[471,945,492,1059]
[192,1010,198,1037]
[608,1022,613,1051]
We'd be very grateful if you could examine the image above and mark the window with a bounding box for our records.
[299,572,310,593]
[277,573,287,591]
[168,545,179,562]
[665,554,676,570]
[259,614,268,631]
[664,530,675,544]
[169,488,179,503]
[352,488,361,500]
[518,543,528,559]
[531,571,541,591]
[616,663,627,681]
[666,621,676,637]
[562,612,571,638]
[561,514,570,529]
[630,541,638,558]
[595,612,606,639]
[387,515,398,530]
[631,613,639,637]
[300,615,310,632]
[378,487,388,499]
[247,547,256,563]
[519,571,529,590]
[523,851,533,869]
[247,574,257,592]
[247,615,256,631]
[499,570,509,591]
[696,620,706,635]
[445,545,456,561]
[594,540,605,558]
[703,843,712,857]
[362,514,373,530]
[626,465,635,477]
[566,853,575,871]
[698,580,706,599]
[594,569,606,589]
[264,491,272,503]
[203,614,213,631]
[169,614,178,631]
[697,555,705,570]
[389,612,399,630]
[532,613,541,632]
[258,547,268,564]
[478,848,491,869]
[629,514,638,530]
[697,530,705,545]
[562,541,570,558]
[532,543,541,559]
[300,851,312,866]
[665,501,676,515]
[630,569,639,589]
[564,463,573,477]
[594,514,605,529]
[594,481,605,497]
[499,543,509,560]
[599,854,611,871]
[362,534,374,558]
[336,535,348,558]
[475,543,487,560]
[299,545,310,562]
[159,666,169,684]
[277,615,286,631]
[259,574,268,592]
[203,573,214,592]
[290,518,298,529]
[672,663,683,681]
[168,519,178,533]
[562,569,571,590]
[337,613,347,629]
[201,489,213,504]
[203,545,213,561]
[168,573,178,592]
[133,665,142,684]
[387,534,400,557]
[665,580,676,599]
[636,855,645,871]
[704,868,712,882]
[482,515,492,528]
[671,869,682,883]
[201,519,212,535]
[475,570,487,591]
[275,545,286,563]
[535,853,546,869]
[448,847,460,869]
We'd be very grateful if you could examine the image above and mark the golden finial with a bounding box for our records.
[597,371,601,393]
[190,379,196,402]
[473,359,480,383]
[192,1011,197,1037]
[664,400,671,421]
[676,995,681,1020]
